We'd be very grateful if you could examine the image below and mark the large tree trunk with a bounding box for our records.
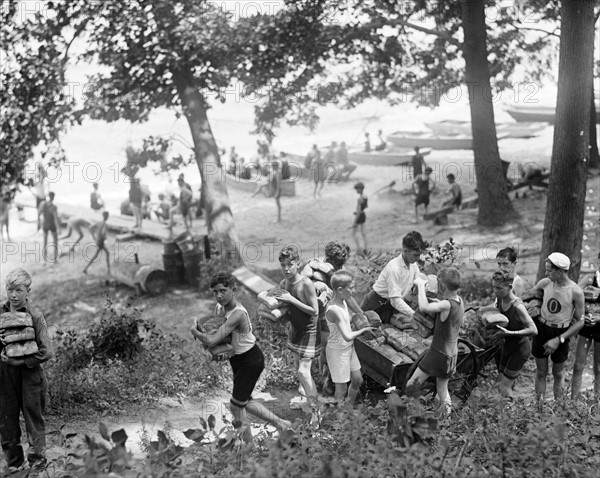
[589,86,600,168]
[461,0,518,227]
[537,0,595,282]
[172,66,242,266]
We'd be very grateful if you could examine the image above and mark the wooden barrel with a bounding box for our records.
[162,252,185,284]
[182,251,203,288]
[175,231,196,254]
[163,240,179,255]
[134,265,168,296]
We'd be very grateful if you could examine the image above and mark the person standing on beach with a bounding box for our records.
[37,192,60,263]
[412,147,425,178]
[336,142,357,181]
[128,174,143,231]
[352,182,368,257]
[1,197,11,242]
[412,166,435,224]
[167,178,193,234]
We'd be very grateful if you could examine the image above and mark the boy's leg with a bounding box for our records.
[83,248,101,274]
[102,246,111,275]
[21,367,47,466]
[571,336,591,400]
[435,378,452,416]
[42,230,49,262]
[347,369,364,405]
[297,357,317,399]
[359,224,367,254]
[405,367,429,398]
[275,197,281,223]
[593,341,600,397]
[51,230,58,262]
[246,400,292,431]
[551,361,566,400]
[0,364,25,468]
[333,382,348,402]
[534,357,549,401]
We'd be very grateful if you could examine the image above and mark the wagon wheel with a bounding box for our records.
[401,338,480,404]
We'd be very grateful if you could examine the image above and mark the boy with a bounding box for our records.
[153,193,172,223]
[335,142,356,181]
[37,192,60,263]
[442,174,462,209]
[530,253,584,401]
[361,231,426,323]
[325,270,374,405]
[60,216,92,254]
[251,162,282,223]
[412,167,435,224]
[405,267,464,416]
[83,211,111,276]
[271,246,321,418]
[374,129,386,151]
[167,178,193,233]
[572,252,600,399]
[352,182,368,257]
[0,198,10,242]
[496,247,527,297]
[491,270,537,397]
[1,268,52,472]
[411,146,425,178]
[191,273,291,437]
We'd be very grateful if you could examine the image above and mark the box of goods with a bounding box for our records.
[0,312,39,358]
[257,289,286,310]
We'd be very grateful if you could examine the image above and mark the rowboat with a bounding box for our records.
[424,120,545,139]
[224,173,296,196]
[387,131,508,150]
[506,104,600,124]
[347,147,432,166]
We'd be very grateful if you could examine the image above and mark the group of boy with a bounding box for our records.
[411,160,462,224]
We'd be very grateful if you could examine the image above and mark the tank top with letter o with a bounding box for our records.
[541,280,577,326]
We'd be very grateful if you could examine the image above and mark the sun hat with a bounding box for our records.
[547,252,570,271]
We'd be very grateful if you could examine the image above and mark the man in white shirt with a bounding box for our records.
[360,231,426,323]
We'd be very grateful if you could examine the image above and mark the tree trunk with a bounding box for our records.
[461,0,518,227]
[589,85,600,168]
[172,66,242,266]
[537,0,595,282]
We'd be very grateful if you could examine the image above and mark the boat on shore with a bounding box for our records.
[506,103,600,124]
[347,147,432,166]
[424,120,546,138]
[387,131,508,150]
[224,172,296,196]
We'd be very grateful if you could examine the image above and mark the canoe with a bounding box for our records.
[224,173,296,196]
[425,120,545,139]
[387,131,508,150]
[347,147,432,166]
[506,104,600,124]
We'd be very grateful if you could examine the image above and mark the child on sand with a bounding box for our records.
[412,166,435,224]
[491,270,537,397]
[191,273,291,437]
[442,174,462,209]
[352,182,368,257]
[326,270,374,405]
[1,268,53,473]
[38,192,60,263]
[271,245,321,420]
[405,267,464,416]
[83,211,111,276]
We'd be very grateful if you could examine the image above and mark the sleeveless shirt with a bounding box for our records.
[541,280,577,326]
[326,301,353,350]
[430,297,464,357]
[215,303,255,355]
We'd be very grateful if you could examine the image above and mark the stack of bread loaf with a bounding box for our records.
[380,324,431,361]
[0,312,39,358]
[257,288,289,323]
[350,310,383,340]
[195,315,233,359]
[462,305,508,349]
[300,260,335,309]
[521,288,543,319]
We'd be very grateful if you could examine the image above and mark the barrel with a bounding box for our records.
[163,252,185,284]
[134,265,168,296]
[174,231,196,254]
[182,251,203,288]
[163,240,179,256]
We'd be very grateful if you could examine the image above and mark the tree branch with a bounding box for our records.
[360,18,460,47]
[61,19,90,66]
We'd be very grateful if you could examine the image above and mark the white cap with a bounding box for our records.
[547,252,570,271]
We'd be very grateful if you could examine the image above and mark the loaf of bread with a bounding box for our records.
[311,271,328,283]
[0,312,33,330]
[3,327,35,344]
[583,286,600,302]
[412,311,436,339]
[195,315,231,344]
[257,289,285,310]
[209,343,234,360]
[481,312,509,328]
[5,340,39,358]
[308,260,334,276]
[364,310,382,328]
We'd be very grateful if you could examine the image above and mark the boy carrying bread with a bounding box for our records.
[1,268,53,473]
[190,272,291,438]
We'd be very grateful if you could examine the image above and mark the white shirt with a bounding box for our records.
[372,256,419,316]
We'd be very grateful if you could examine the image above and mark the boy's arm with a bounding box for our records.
[497,303,537,337]
[532,278,550,291]
[326,307,372,342]
[273,280,319,316]
[346,296,365,316]
[53,207,61,231]
[192,311,239,348]
[414,279,450,316]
